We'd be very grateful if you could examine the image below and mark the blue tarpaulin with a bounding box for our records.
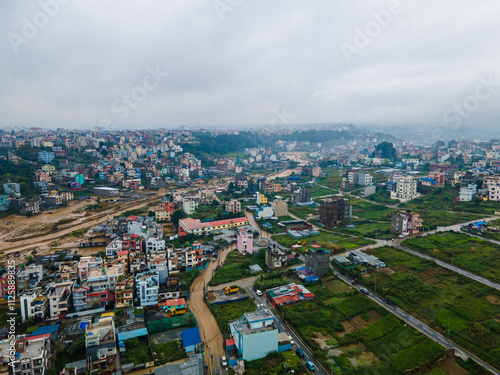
[30,324,60,337]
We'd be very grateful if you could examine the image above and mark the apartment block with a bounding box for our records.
[136,271,159,306]
[319,198,351,228]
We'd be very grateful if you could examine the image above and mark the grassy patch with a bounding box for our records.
[402,231,500,283]
[151,340,187,365]
[210,250,266,286]
[209,297,255,339]
[362,246,500,369]
[244,351,307,375]
[122,337,153,365]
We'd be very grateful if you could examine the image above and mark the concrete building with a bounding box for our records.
[428,171,445,187]
[85,317,117,374]
[291,188,311,203]
[391,176,419,202]
[486,177,500,201]
[360,185,376,197]
[265,246,287,270]
[348,171,373,186]
[458,184,477,202]
[225,199,241,213]
[155,200,175,222]
[136,271,159,306]
[16,264,43,293]
[319,198,351,228]
[3,181,20,197]
[271,199,288,217]
[228,310,279,362]
[19,288,48,322]
[256,192,268,205]
[304,247,331,277]
[183,199,197,214]
[390,211,423,236]
[178,217,248,236]
[38,151,55,163]
[237,229,254,255]
[10,336,49,375]
[46,281,73,319]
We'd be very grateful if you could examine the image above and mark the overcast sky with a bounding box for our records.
[1,0,500,132]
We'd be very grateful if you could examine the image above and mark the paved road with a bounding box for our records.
[397,245,500,291]
[246,287,327,375]
[331,268,500,375]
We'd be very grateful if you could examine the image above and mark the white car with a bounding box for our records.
[398,235,405,239]
[256,290,263,296]
[221,356,228,367]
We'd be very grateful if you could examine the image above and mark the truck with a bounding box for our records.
[170,307,186,316]
[224,286,239,295]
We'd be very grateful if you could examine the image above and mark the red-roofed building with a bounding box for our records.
[178,217,248,236]
[158,297,186,312]
[266,283,315,308]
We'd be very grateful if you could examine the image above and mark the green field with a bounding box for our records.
[288,205,318,219]
[308,185,339,197]
[402,231,500,283]
[348,197,394,222]
[209,250,266,286]
[209,296,256,339]
[272,230,375,253]
[340,218,391,238]
[360,246,500,370]
[282,277,445,374]
[244,351,307,375]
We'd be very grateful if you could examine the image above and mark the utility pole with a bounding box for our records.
[447,317,451,339]
[451,251,455,266]
[374,275,377,294]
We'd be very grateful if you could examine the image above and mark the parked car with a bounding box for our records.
[398,234,405,239]
[296,349,305,358]
[305,361,315,371]
[221,356,227,367]
[360,287,369,295]
[256,289,262,296]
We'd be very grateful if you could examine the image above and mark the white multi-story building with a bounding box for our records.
[348,172,373,186]
[78,256,104,281]
[459,184,477,202]
[47,281,73,320]
[229,311,279,361]
[10,336,49,375]
[485,177,500,201]
[183,199,197,214]
[136,271,159,306]
[19,288,48,322]
[391,176,419,202]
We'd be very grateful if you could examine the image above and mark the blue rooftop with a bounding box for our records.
[30,324,60,337]
[181,327,201,348]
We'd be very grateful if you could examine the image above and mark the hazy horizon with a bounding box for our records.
[2,1,500,132]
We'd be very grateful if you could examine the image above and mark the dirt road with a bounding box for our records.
[189,244,236,374]
[0,193,163,264]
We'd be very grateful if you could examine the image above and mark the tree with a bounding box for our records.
[374,142,396,160]
[26,256,34,265]
[211,200,219,207]
[171,209,187,226]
